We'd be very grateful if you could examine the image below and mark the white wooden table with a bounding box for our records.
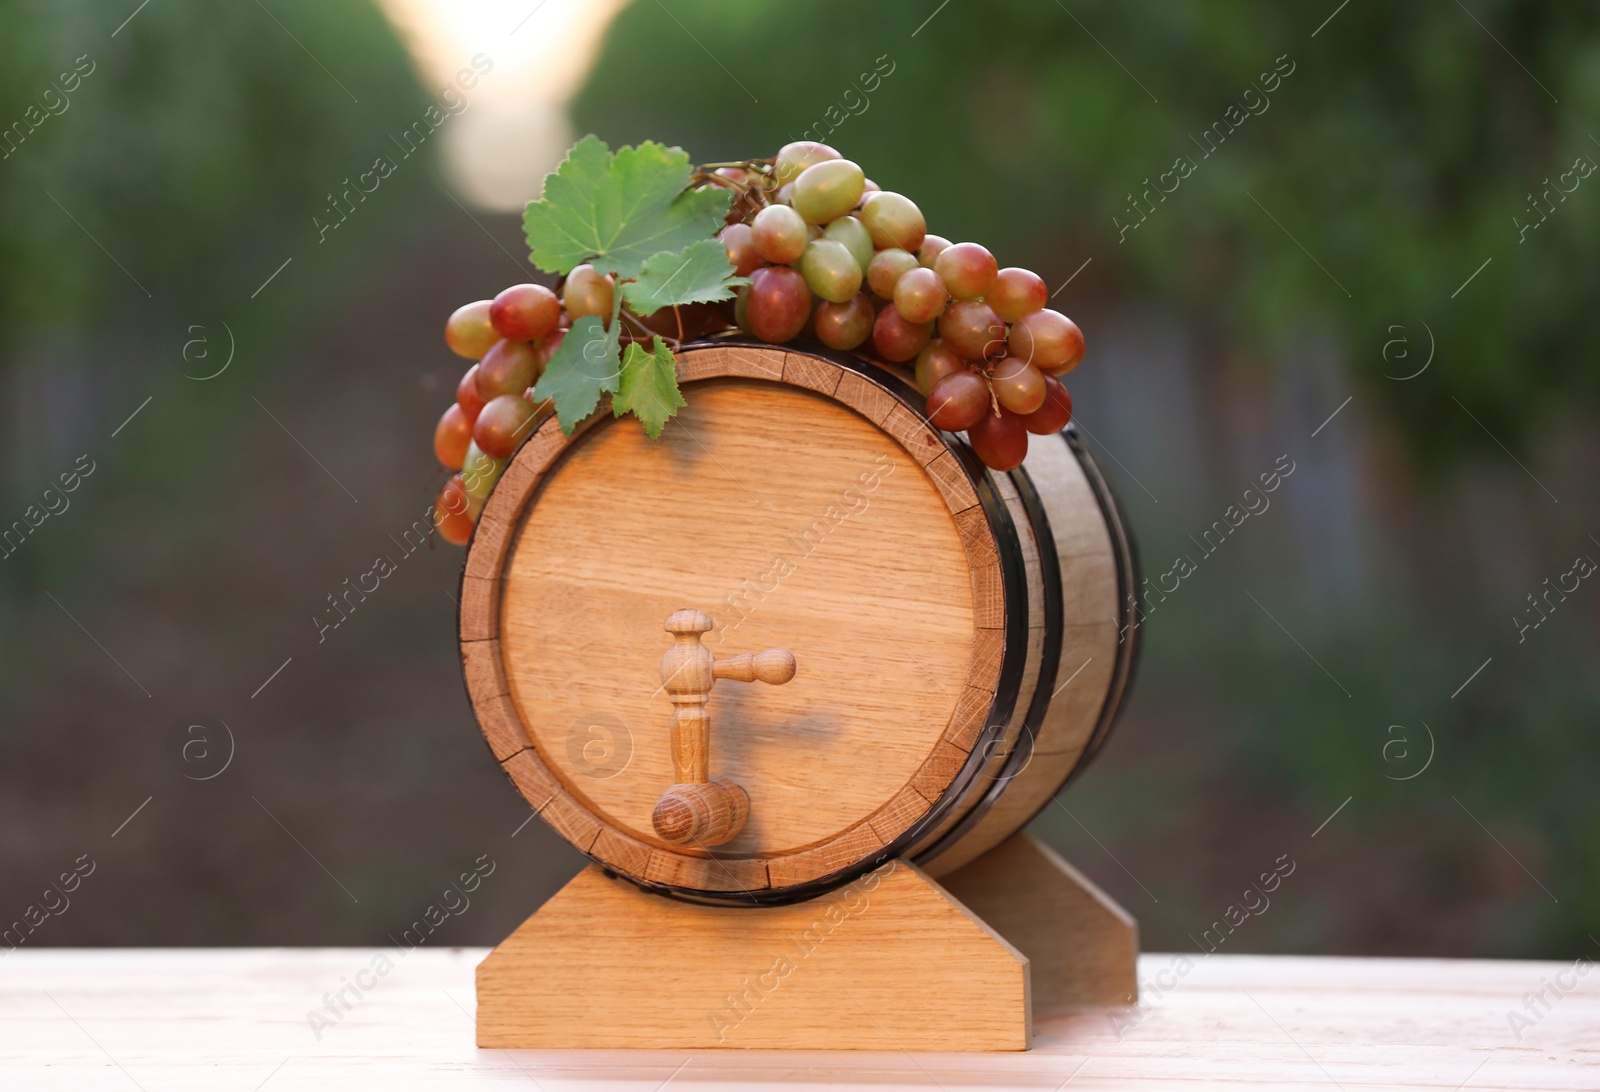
[3,949,1594,1090]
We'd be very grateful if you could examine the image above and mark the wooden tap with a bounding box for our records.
[652,608,795,847]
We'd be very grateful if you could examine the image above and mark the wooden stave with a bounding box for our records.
[457,337,1139,905]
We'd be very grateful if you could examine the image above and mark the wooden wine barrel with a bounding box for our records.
[458,339,1139,905]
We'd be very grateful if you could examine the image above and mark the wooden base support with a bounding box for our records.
[475,833,1136,1051]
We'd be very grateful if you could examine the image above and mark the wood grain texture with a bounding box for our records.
[462,344,1009,894]
[475,860,1030,1050]
[14,949,1590,1087]
[941,832,1138,1008]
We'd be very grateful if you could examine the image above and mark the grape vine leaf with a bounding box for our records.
[613,336,686,439]
[523,135,732,279]
[532,311,621,436]
[622,239,749,314]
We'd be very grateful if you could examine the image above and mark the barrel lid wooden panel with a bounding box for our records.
[458,342,1015,900]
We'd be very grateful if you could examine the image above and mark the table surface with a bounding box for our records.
[2,949,1595,1090]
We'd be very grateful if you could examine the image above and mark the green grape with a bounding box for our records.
[792,159,866,224]
[859,192,926,252]
[775,141,841,185]
[867,248,919,298]
[799,239,863,303]
[823,215,874,274]
[460,441,507,518]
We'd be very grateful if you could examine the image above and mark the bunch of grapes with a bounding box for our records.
[715,140,1083,472]
[428,140,1086,548]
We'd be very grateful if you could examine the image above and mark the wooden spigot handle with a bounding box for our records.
[652,608,795,847]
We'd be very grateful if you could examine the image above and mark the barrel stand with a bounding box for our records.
[475,832,1136,1051]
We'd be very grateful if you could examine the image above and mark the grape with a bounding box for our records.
[456,364,486,422]
[435,475,475,546]
[745,266,812,343]
[892,267,948,324]
[871,305,933,362]
[933,242,999,300]
[814,294,875,350]
[926,371,990,431]
[635,301,717,341]
[859,191,926,251]
[988,267,1048,322]
[989,356,1046,414]
[775,182,795,205]
[460,441,507,518]
[1008,309,1084,373]
[445,299,497,360]
[968,408,1028,471]
[714,166,748,184]
[474,394,537,459]
[866,248,919,298]
[752,204,808,264]
[434,403,473,469]
[914,340,965,396]
[535,328,566,369]
[1021,375,1072,434]
[475,339,540,400]
[860,177,881,199]
[563,264,615,322]
[776,140,841,185]
[490,283,561,341]
[734,284,751,331]
[917,234,952,268]
[938,299,1006,361]
[793,160,867,224]
[720,223,762,277]
[823,215,874,274]
[799,239,863,303]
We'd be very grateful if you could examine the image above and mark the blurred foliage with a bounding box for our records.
[573,0,1600,467]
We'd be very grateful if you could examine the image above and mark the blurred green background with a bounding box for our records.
[2,0,1596,963]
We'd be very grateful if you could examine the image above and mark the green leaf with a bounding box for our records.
[613,336,686,439]
[532,311,621,435]
[622,238,749,314]
[523,135,732,279]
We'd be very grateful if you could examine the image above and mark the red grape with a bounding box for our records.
[892,267,948,324]
[988,267,1048,322]
[535,328,566,369]
[989,356,1046,414]
[775,140,840,185]
[474,394,537,459]
[434,403,473,469]
[871,305,933,362]
[490,283,560,341]
[563,264,614,322]
[933,242,999,300]
[814,294,875,350]
[793,159,866,224]
[969,408,1028,471]
[926,371,990,431]
[914,340,965,396]
[1021,375,1072,434]
[867,248,919,298]
[859,191,926,251]
[475,339,540,400]
[752,204,808,264]
[456,365,486,422]
[745,266,812,343]
[918,234,952,269]
[445,299,496,360]
[1008,309,1084,373]
[720,223,761,277]
[435,475,474,545]
[938,299,1006,360]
